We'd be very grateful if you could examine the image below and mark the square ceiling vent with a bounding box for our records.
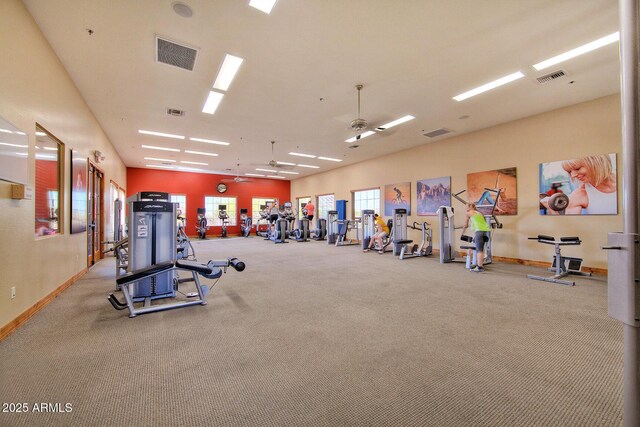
[155,36,198,71]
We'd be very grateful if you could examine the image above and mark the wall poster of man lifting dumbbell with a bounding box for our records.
[467,167,518,216]
[539,153,617,215]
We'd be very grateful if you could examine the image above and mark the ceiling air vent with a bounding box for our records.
[166,108,185,117]
[423,128,453,138]
[156,36,198,71]
[536,70,566,84]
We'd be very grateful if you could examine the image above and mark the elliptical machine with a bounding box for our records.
[239,208,252,237]
[218,205,229,238]
[196,208,208,239]
[255,204,270,237]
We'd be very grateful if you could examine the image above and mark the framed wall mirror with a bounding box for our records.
[35,125,64,237]
[0,116,29,184]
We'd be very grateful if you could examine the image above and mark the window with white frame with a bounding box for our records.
[252,197,273,223]
[317,194,334,221]
[205,196,237,226]
[171,194,187,222]
[297,197,311,217]
[353,188,380,219]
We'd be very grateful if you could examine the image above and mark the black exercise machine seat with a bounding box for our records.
[175,259,214,275]
[116,261,174,286]
[529,235,582,245]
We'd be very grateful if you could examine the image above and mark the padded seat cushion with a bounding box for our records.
[116,261,174,285]
[175,260,213,275]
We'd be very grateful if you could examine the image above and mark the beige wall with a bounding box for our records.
[292,95,622,270]
[0,0,127,330]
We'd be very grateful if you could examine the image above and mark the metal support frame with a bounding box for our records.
[607,2,640,425]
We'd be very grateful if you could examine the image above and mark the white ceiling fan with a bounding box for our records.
[254,141,295,170]
[346,84,415,142]
[222,162,253,183]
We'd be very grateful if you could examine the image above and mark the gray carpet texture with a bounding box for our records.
[0,237,623,426]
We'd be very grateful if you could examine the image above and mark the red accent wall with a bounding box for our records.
[126,168,290,236]
[35,159,59,233]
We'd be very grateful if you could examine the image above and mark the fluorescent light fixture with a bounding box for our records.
[245,173,265,177]
[202,91,224,114]
[138,129,185,140]
[318,157,342,162]
[213,54,244,91]
[0,142,28,148]
[249,0,277,14]
[144,157,176,162]
[453,71,525,102]
[35,132,46,136]
[15,131,26,135]
[345,131,376,143]
[297,164,320,169]
[184,150,218,157]
[180,160,208,166]
[142,145,180,152]
[533,32,620,71]
[278,171,299,175]
[288,152,316,158]
[189,137,230,146]
[0,129,12,134]
[147,164,174,169]
[267,175,286,179]
[276,161,296,166]
[42,147,58,151]
[256,168,277,173]
[376,115,415,130]
[35,154,56,160]
[177,166,203,172]
[16,152,28,156]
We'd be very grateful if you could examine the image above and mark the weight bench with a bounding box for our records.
[108,258,245,318]
[527,235,592,286]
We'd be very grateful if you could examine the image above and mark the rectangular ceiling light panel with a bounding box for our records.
[138,129,185,139]
[376,115,415,131]
[213,54,244,91]
[189,137,230,145]
[318,157,342,162]
[142,145,180,152]
[156,36,198,71]
[345,131,375,143]
[533,32,620,71]
[453,71,525,101]
[288,152,316,158]
[184,150,218,157]
[202,91,224,114]
[249,0,277,14]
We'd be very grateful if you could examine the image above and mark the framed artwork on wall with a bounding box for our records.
[466,167,518,216]
[70,151,88,234]
[539,153,617,215]
[416,176,451,216]
[384,182,411,216]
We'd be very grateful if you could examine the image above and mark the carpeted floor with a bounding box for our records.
[0,237,622,426]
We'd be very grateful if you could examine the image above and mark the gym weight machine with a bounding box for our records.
[108,192,245,317]
[527,235,591,286]
[391,208,432,260]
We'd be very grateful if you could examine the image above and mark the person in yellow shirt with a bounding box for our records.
[461,202,490,272]
[363,214,390,254]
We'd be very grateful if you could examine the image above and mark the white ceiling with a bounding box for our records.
[22,0,620,180]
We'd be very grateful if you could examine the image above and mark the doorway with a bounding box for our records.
[87,162,104,267]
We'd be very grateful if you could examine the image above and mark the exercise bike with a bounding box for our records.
[218,205,229,238]
[239,208,252,237]
[196,207,208,239]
